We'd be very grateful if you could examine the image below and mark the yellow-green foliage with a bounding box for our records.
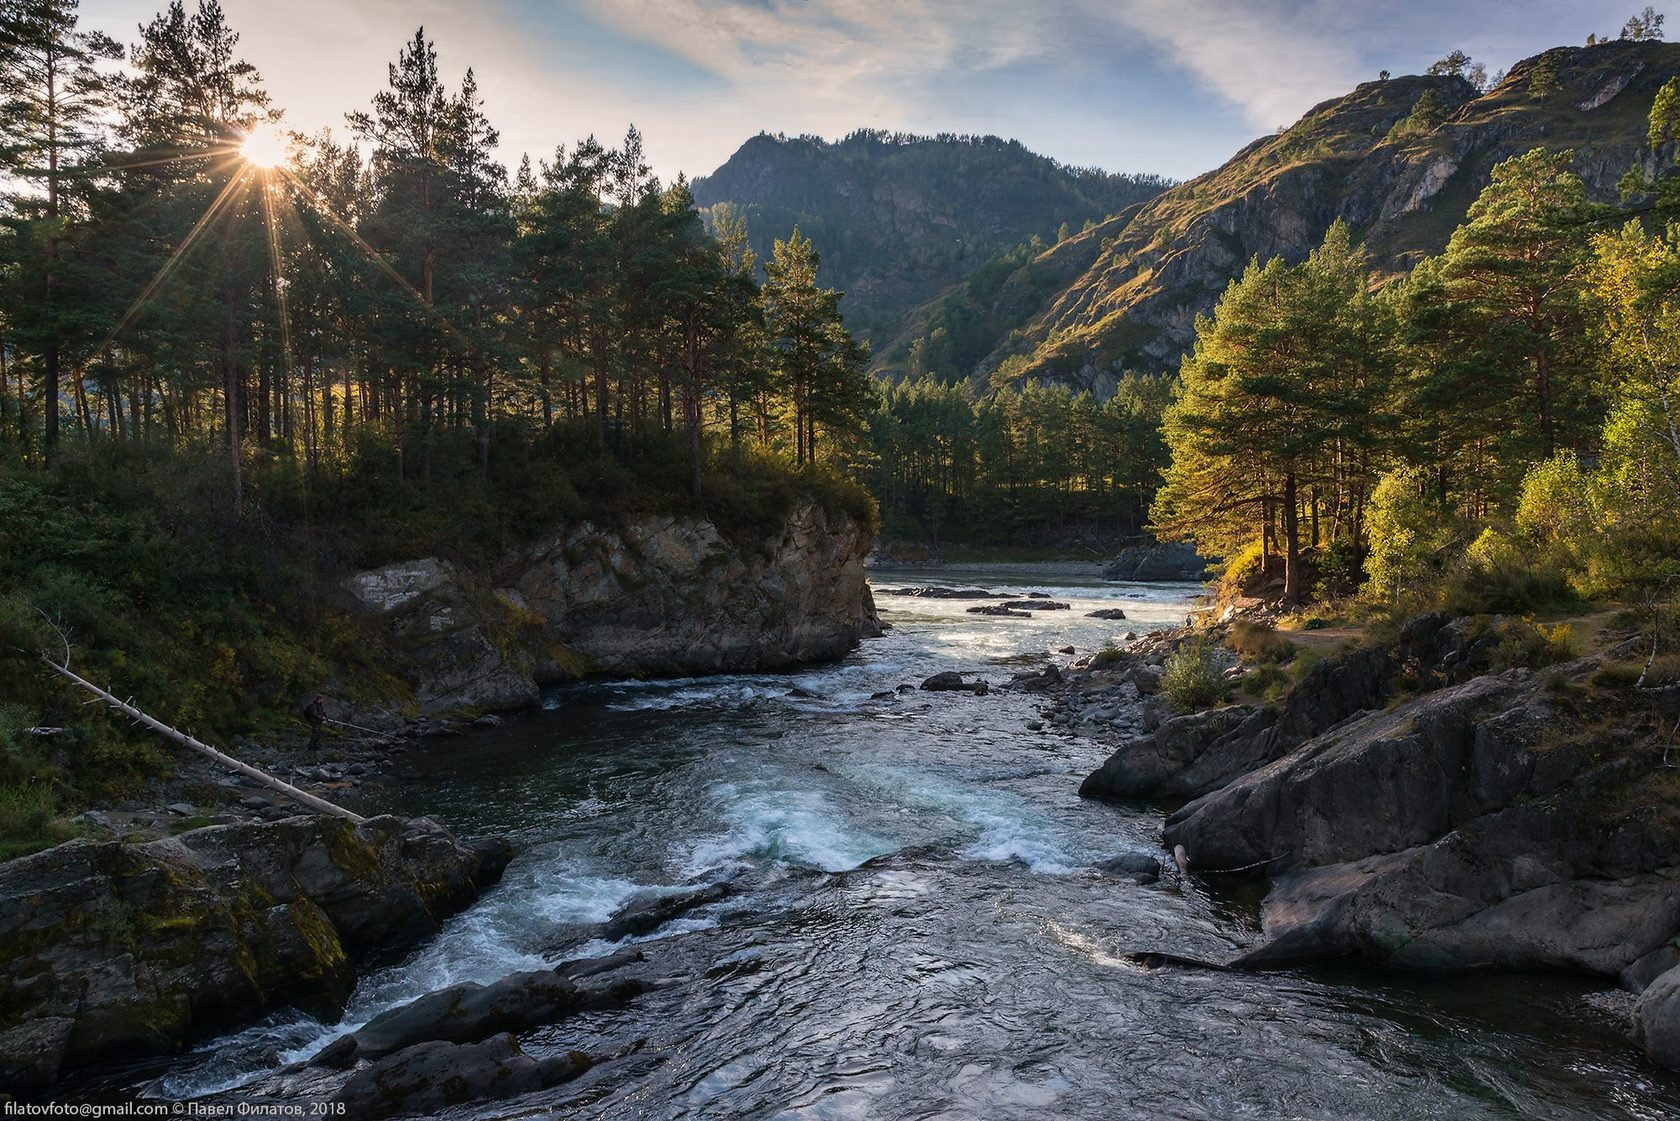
[1216,540,1268,600]
[1364,466,1458,606]
[1492,620,1580,671]
[1162,639,1225,713]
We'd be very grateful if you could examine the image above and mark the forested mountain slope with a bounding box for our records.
[691,130,1171,348]
[973,40,1680,392]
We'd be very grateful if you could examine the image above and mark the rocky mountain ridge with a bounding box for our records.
[984,40,1680,391]
[692,130,1170,347]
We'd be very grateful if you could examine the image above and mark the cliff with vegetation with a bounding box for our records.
[692,130,1171,349]
[338,497,881,721]
[900,41,1680,391]
[0,439,880,860]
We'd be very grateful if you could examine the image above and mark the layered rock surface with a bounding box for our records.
[1078,615,1680,1069]
[0,815,509,1092]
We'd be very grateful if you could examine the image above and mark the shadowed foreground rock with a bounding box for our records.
[333,1033,592,1121]
[0,814,510,1093]
[1080,614,1680,1071]
[311,961,646,1070]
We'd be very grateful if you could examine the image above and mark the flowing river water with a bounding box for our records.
[135,565,1679,1119]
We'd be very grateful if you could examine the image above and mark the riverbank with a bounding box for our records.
[0,468,881,861]
[22,567,1671,1118]
[1065,605,1680,1073]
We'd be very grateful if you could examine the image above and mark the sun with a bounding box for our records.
[240,123,287,169]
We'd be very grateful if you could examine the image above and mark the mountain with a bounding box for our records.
[690,130,1172,346]
[947,40,1680,393]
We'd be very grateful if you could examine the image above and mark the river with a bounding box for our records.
[145,565,1679,1119]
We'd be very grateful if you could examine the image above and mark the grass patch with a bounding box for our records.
[1227,620,1297,664]
[1091,644,1127,670]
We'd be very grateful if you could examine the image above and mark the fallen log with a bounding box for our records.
[41,655,366,823]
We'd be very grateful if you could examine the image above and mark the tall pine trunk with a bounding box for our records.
[1282,470,1301,606]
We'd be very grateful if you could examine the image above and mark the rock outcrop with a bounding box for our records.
[508,498,879,678]
[0,815,510,1093]
[1159,666,1680,978]
[341,497,880,716]
[1079,616,1680,1069]
[1101,541,1209,582]
[1080,645,1390,801]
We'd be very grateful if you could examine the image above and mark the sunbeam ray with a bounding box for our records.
[74,166,252,380]
[275,165,470,350]
[258,173,295,389]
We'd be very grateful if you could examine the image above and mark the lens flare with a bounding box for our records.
[240,124,287,169]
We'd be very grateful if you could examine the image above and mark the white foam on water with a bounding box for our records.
[682,785,894,876]
[566,915,725,962]
[152,853,653,1097]
[844,765,1087,875]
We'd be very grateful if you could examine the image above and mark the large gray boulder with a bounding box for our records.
[1637,964,1680,1071]
[1157,665,1680,984]
[1080,645,1391,802]
[312,965,644,1069]
[0,815,510,1093]
[332,1033,591,1121]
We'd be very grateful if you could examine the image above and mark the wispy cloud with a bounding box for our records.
[80,0,1628,183]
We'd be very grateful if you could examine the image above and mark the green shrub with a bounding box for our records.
[1364,466,1458,606]
[1444,553,1576,616]
[1290,647,1326,683]
[1162,639,1225,712]
[1242,663,1289,700]
[1492,621,1580,671]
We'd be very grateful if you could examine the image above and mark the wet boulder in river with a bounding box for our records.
[332,1033,592,1121]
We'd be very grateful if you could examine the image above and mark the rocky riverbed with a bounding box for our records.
[13,570,1680,1117]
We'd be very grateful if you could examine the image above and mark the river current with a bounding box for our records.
[143,565,1679,1119]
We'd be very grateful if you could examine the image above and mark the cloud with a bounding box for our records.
[1092,0,1367,129]
[77,0,1625,186]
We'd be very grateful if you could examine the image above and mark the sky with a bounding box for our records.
[80,0,1659,184]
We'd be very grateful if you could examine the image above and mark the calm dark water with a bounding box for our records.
[145,566,1680,1119]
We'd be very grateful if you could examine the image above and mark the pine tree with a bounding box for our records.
[1421,149,1606,500]
[0,0,120,457]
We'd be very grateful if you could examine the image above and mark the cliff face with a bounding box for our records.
[960,42,1680,391]
[340,497,881,718]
